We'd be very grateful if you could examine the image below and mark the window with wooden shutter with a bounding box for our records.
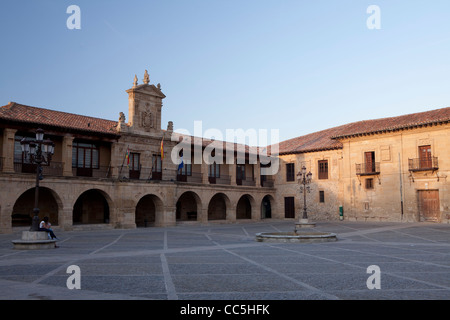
[318,160,328,180]
[286,163,295,182]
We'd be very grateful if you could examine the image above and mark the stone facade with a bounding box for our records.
[275,117,450,224]
[0,72,449,234]
[0,72,276,234]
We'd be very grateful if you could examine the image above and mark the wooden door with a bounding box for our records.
[365,152,375,173]
[418,190,440,222]
[284,197,295,218]
[419,145,432,169]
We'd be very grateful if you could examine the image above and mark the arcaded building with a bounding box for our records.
[0,72,449,233]
[0,73,276,233]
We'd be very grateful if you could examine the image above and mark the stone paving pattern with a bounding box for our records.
[0,221,449,300]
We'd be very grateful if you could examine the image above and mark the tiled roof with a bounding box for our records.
[2,102,449,155]
[0,102,119,136]
[171,132,257,155]
[276,107,450,155]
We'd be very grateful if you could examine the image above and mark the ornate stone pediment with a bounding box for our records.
[126,71,165,134]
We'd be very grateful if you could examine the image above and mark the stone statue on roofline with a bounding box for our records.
[143,70,150,85]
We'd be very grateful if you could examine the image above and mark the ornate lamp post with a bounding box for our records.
[295,165,315,229]
[20,129,55,231]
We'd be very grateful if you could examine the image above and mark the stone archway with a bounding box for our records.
[11,187,61,227]
[135,194,164,227]
[176,191,202,221]
[208,193,230,221]
[236,194,254,220]
[261,195,274,219]
[73,189,111,225]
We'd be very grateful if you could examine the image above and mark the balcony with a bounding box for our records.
[408,157,439,172]
[355,162,380,176]
[73,166,112,178]
[176,171,202,183]
[209,175,231,185]
[236,177,256,186]
[119,167,162,181]
[15,161,64,176]
[261,180,274,188]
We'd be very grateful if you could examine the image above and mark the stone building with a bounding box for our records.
[0,72,449,233]
[275,107,450,223]
[0,72,276,233]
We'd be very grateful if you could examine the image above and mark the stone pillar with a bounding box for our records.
[59,206,73,231]
[252,201,262,221]
[62,135,74,176]
[201,161,209,184]
[226,204,236,223]
[110,142,120,179]
[200,207,208,224]
[0,204,12,234]
[255,162,261,187]
[229,163,236,186]
[2,128,17,173]
[161,205,176,227]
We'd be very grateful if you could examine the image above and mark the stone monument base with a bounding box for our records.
[295,219,316,228]
[12,231,57,250]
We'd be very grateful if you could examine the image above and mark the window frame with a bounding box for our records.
[319,190,325,203]
[286,163,295,182]
[72,141,100,169]
[318,160,328,180]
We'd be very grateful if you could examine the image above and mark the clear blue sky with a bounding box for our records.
[1,0,450,145]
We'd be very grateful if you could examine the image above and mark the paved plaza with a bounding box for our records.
[0,220,449,301]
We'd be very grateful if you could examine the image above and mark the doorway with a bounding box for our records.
[418,190,440,222]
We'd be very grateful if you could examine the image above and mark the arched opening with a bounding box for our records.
[12,187,60,227]
[176,191,201,221]
[236,195,253,219]
[261,195,273,219]
[135,194,163,227]
[73,189,110,225]
[208,193,229,221]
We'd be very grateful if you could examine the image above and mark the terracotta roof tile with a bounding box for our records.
[276,107,450,155]
[0,102,119,136]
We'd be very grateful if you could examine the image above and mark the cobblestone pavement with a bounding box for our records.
[0,220,449,300]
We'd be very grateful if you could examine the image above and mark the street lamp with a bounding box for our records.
[297,165,312,221]
[20,129,55,231]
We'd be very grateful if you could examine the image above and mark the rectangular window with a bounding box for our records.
[130,153,140,171]
[365,178,374,190]
[129,153,140,180]
[284,197,295,218]
[237,164,246,180]
[319,191,325,203]
[151,154,162,180]
[152,155,162,172]
[318,160,328,180]
[209,163,220,178]
[286,163,295,181]
[14,134,34,164]
[72,142,99,169]
[180,164,192,176]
